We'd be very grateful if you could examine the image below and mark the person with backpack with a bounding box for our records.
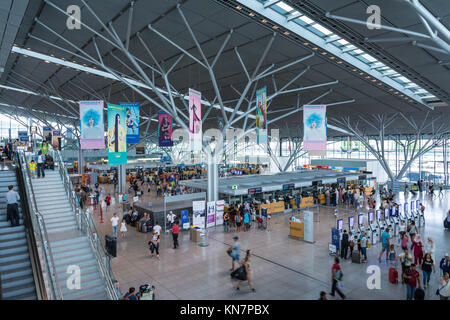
[403,264,422,300]
[235,212,242,232]
[340,230,349,260]
[123,287,137,300]
[397,248,413,284]
[378,228,391,263]
[330,257,345,299]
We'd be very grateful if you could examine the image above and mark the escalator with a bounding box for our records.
[0,168,40,299]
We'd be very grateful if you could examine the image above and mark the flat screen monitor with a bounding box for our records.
[391,206,396,217]
[404,203,409,213]
[337,219,343,231]
[376,210,382,221]
[368,211,374,223]
[416,200,420,208]
[384,208,390,219]
[411,201,415,211]
[399,205,403,214]
[358,214,364,226]
[349,216,354,228]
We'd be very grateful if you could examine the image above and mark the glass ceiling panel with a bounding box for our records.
[254,0,435,101]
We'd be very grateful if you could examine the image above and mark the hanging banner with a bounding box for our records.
[192,200,206,229]
[80,100,105,150]
[303,105,327,154]
[52,130,61,151]
[206,201,216,228]
[107,104,127,165]
[158,112,173,147]
[120,102,139,144]
[18,131,29,142]
[256,87,268,147]
[136,140,145,155]
[215,200,224,226]
[43,126,52,143]
[189,89,202,151]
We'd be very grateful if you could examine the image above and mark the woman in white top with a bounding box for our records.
[424,237,435,262]
[438,272,450,300]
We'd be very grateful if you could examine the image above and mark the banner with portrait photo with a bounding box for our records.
[43,126,52,143]
[107,104,127,165]
[256,87,267,147]
[303,105,327,153]
[120,103,139,144]
[52,130,61,151]
[206,201,216,228]
[80,101,105,149]
[189,89,202,151]
[158,112,173,147]
[192,200,206,229]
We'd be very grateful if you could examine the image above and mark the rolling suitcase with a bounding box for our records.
[389,267,398,284]
[351,251,361,263]
[414,288,424,300]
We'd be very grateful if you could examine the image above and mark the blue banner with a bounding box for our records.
[18,131,29,142]
[331,228,340,251]
[120,102,139,144]
[181,210,189,229]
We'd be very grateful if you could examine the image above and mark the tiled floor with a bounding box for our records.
[90,183,449,300]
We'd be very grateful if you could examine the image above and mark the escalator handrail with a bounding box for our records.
[18,151,63,300]
[15,163,47,300]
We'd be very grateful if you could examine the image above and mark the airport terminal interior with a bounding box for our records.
[0,0,449,302]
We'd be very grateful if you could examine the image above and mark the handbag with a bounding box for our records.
[366,240,370,248]
[226,247,232,257]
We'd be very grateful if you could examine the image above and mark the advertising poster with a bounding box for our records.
[256,87,267,146]
[120,102,139,144]
[189,89,202,151]
[107,104,127,165]
[18,131,28,142]
[158,112,173,147]
[181,210,190,230]
[43,126,52,143]
[52,130,61,150]
[192,200,205,229]
[331,227,340,251]
[206,201,216,228]
[80,100,105,149]
[215,200,224,226]
[303,105,327,152]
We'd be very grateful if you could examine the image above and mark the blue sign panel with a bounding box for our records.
[331,228,340,251]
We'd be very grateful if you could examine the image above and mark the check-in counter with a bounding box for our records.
[289,221,304,240]
[290,197,314,209]
[258,201,285,215]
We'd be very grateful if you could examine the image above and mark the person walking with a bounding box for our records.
[6,185,20,227]
[230,236,241,271]
[236,250,255,292]
[340,230,349,260]
[440,253,450,276]
[403,264,421,300]
[407,221,418,243]
[149,230,160,259]
[378,228,391,263]
[348,231,355,259]
[424,237,435,262]
[437,272,450,300]
[105,194,111,212]
[111,212,119,238]
[153,221,162,236]
[36,150,45,178]
[397,248,413,284]
[171,221,179,249]
[166,210,176,230]
[438,183,444,197]
[330,257,345,299]
[411,234,424,266]
[235,212,242,233]
[120,219,127,238]
[243,210,250,232]
[421,253,435,289]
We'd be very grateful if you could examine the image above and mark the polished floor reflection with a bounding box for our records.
[90,184,449,300]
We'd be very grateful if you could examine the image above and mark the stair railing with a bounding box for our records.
[51,149,118,300]
[17,151,63,300]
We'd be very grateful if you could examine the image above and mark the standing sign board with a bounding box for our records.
[206,201,216,228]
[303,211,314,243]
[181,210,190,230]
[215,200,224,226]
[192,200,206,229]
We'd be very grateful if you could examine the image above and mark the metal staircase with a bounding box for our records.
[18,150,118,300]
[0,170,37,300]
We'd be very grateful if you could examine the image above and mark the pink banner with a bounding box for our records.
[80,100,105,150]
[303,105,327,151]
[189,89,202,151]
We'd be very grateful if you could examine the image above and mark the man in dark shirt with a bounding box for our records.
[404,264,421,300]
[340,230,349,260]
